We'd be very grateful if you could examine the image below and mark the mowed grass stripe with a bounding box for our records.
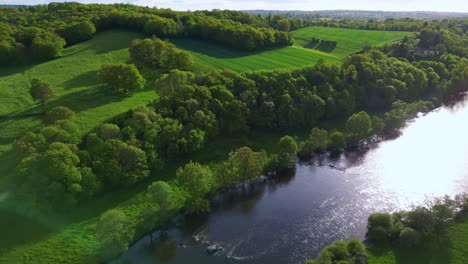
[292,26,413,58]
[172,38,339,72]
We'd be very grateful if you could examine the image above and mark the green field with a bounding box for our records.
[292,26,413,58]
[172,38,341,72]
[0,30,156,144]
[368,218,468,264]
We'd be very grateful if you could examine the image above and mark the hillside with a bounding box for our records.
[292,26,412,58]
[0,30,156,143]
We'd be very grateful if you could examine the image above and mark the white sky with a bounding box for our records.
[1,0,468,12]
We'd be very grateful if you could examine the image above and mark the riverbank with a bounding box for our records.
[120,95,468,264]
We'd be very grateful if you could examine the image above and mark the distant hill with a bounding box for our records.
[0,5,23,8]
[245,10,468,21]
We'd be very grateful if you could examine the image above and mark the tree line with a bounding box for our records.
[0,3,294,66]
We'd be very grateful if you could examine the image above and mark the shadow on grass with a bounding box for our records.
[63,70,99,89]
[170,37,287,59]
[303,40,337,53]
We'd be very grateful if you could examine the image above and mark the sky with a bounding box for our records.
[1,0,468,12]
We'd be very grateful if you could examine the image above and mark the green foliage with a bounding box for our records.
[29,78,53,109]
[276,135,299,170]
[300,127,329,157]
[129,38,192,71]
[95,209,134,259]
[306,239,368,264]
[98,63,146,94]
[231,146,265,185]
[346,111,372,141]
[61,20,96,45]
[176,161,214,213]
[98,123,121,140]
[366,213,396,242]
[30,32,66,61]
[45,106,75,124]
[144,17,181,36]
[399,227,421,248]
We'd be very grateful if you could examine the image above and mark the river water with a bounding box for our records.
[120,98,468,264]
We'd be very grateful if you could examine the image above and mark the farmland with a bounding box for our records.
[172,38,341,72]
[292,26,413,58]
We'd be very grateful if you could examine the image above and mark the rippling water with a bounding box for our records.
[120,98,468,264]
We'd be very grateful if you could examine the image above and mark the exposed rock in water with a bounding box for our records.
[206,244,223,255]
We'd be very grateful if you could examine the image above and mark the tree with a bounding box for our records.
[98,63,145,94]
[30,32,66,61]
[276,135,298,170]
[346,111,372,141]
[96,209,134,259]
[176,161,214,212]
[129,38,192,71]
[146,181,185,223]
[300,128,328,157]
[29,78,53,110]
[215,157,241,188]
[62,20,96,45]
[366,213,395,242]
[231,146,264,188]
[45,106,75,124]
[329,131,346,149]
[98,123,120,140]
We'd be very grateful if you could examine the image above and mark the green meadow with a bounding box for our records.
[292,26,413,58]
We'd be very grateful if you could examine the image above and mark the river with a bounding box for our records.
[121,97,468,264]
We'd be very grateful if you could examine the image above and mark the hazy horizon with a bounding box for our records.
[1,0,468,13]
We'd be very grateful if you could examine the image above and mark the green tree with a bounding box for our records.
[346,111,372,141]
[176,161,214,212]
[29,78,53,110]
[300,128,328,157]
[45,106,75,124]
[62,20,96,45]
[96,209,134,259]
[276,135,298,170]
[30,32,66,61]
[231,146,264,188]
[98,63,145,94]
[329,131,346,149]
[366,213,395,242]
[146,181,185,223]
[98,123,121,140]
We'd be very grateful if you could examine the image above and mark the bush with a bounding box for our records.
[45,106,75,124]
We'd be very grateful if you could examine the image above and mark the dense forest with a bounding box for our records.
[1,2,468,263]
